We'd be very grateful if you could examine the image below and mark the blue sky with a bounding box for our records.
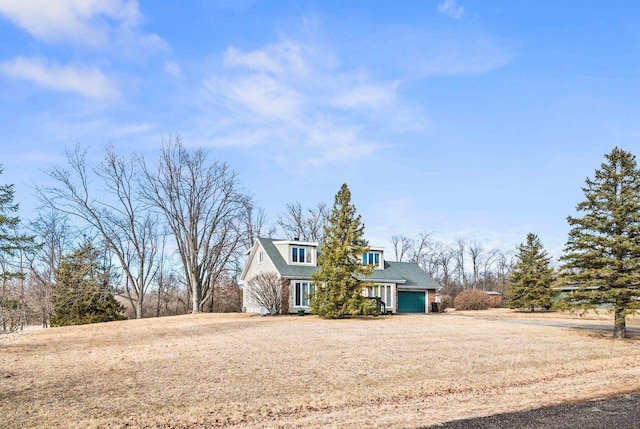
[1,1,639,261]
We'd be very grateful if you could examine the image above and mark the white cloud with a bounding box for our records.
[437,0,464,19]
[209,74,302,122]
[0,57,119,99]
[198,41,402,164]
[0,0,167,53]
[223,42,307,76]
[164,61,182,78]
[332,82,398,109]
[414,34,513,77]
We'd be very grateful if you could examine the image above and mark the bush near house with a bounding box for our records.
[454,289,493,311]
[439,294,453,311]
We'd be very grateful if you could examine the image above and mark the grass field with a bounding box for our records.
[2,310,640,428]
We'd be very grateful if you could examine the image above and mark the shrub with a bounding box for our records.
[247,272,285,314]
[454,290,493,311]
[439,294,453,311]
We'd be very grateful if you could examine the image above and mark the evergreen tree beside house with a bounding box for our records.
[239,184,442,316]
[310,183,377,318]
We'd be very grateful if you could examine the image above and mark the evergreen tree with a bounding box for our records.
[0,166,34,278]
[50,243,126,326]
[559,147,640,338]
[0,166,35,332]
[506,233,554,312]
[311,184,377,318]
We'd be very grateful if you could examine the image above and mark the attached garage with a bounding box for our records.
[397,291,426,313]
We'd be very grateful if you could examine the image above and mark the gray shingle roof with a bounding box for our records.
[257,237,441,289]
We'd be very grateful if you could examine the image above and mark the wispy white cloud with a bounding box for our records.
[223,42,307,76]
[195,40,408,164]
[0,0,168,54]
[164,61,182,78]
[414,34,514,77]
[437,0,464,19]
[209,74,302,123]
[197,40,408,164]
[0,57,119,99]
[332,82,398,110]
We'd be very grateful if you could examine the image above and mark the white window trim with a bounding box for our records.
[293,281,314,308]
[362,251,383,269]
[291,246,314,265]
[363,283,394,309]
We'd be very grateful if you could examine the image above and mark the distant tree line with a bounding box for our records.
[389,234,515,299]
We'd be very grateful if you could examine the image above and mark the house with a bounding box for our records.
[239,237,442,314]
[484,290,504,308]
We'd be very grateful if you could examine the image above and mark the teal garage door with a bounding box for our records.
[397,291,425,313]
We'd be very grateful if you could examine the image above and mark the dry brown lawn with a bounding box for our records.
[2,310,640,428]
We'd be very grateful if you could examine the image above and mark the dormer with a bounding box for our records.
[362,247,384,270]
[272,239,318,266]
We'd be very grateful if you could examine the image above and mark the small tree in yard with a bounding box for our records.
[559,147,640,338]
[311,184,377,318]
[247,272,284,314]
[507,233,555,312]
[51,243,126,326]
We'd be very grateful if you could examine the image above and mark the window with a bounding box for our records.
[365,284,393,307]
[292,246,312,263]
[294,281,314,307]
[258,251,264,263]
[362,252,380,266]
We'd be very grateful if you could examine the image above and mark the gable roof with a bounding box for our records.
[255,237,441,289]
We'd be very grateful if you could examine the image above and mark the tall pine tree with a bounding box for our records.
[559,147,640,338]
[0,166,34,279]
[0,166,34,332]
[311,184,377,318]
[507,233,554,312]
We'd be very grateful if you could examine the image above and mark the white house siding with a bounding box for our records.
[242,243,280,314]
[273,241,289,264]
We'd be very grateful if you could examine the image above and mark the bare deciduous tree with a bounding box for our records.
[38,145,160,319]
[140,138,252,313]
[468,240,484,289]
[26,211,74,328]
[391,235,413,262]
[277,202,328,242]
[240,205,274,250]
[494,250,514,293]
[454,238,468,289]
[211,272,243,313]
[246,271,284,314]
[388,233,514,298]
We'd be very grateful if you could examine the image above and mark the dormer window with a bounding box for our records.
[362,251,382,268]
[292,246,312,264]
